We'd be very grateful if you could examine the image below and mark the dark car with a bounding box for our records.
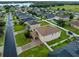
[68,31,73,35]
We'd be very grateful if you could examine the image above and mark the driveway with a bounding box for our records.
[17,40,42,55]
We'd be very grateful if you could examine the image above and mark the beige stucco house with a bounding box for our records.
[71,20,79,29]
[28,21,40,31]
[31,25,61,42]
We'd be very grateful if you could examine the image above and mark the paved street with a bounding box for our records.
[3,13,17,57]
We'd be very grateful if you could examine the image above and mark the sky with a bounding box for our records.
[0,0,79,1]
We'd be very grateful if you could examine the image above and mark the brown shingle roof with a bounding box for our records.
[71,20,79,26]
[29,21,39,25]
[36,26,60,36]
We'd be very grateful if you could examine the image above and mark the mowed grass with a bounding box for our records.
[47,30,69,45]
[64,25,79,35]
[52,5,79,12]
[52,40,69,49]
[52,37,76,49]
[39,21,49,26]
[18,44,49,57]
[0,36,4,46]
[14,24,25,32]
[15,33,31,46]
[0,27,5,46]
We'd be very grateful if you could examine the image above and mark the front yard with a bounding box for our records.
[18,44,49,57]
[14,24,25,32]
[15,32,32,46]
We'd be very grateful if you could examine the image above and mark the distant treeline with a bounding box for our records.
[0,1,79,7]
[29,1,79,7]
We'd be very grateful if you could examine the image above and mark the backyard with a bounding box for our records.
[15,32,32,46]
[39,21,50,26]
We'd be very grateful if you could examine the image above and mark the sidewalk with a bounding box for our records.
[0,46,3,56]
[14,29,26,35]
[50,36,73,47]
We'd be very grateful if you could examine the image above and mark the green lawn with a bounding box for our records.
[47,30,69,45]
[52,5,79,12]
[0,36,4,46]
[19,44,49,57]
[52,37,76,49]
[52,40,70,49]
[14,24,25,32]
[0,27,5,46]
[39,21,49,26]
[0,52,1,57]
[13,16,17,20]
[64,25,79,35]
[15,33,32,46]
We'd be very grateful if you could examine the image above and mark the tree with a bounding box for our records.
[3,5,10,13]
[0,21,5,27]
[57,19,65,27]
[14,21,17,25]
[19,20,24,25]
[69,14,74,21]
[62,8,65,11]
[24,30,31,38]
[0,27,3,37]
[21,6,25,12]
[77,17,79,20]
[9,5,16,13]
[57,8,60,10]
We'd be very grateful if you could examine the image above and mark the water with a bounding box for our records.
[0,3,33,7]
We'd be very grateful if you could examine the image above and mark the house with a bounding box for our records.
[74,13,79,19]
[53,16,61,20]
[31,25,61,42]
[71,20,79,29]
[31,31,39,40]
[45,13,55,19]
[28,21,40,31]
[60,16,69,21]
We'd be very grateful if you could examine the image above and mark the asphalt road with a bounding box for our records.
[3,13,17,57]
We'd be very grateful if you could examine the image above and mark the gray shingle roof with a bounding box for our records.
[48,40,79,57]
